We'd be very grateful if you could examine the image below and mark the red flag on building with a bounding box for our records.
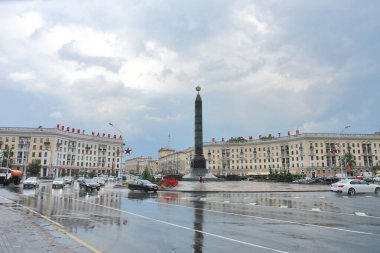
[347,162,351,172]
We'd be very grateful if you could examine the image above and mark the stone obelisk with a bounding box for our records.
[190,86,207,177]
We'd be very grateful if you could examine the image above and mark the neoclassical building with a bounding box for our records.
[158,131,380,178]
[0,125,124,177]
[123,156,159,175]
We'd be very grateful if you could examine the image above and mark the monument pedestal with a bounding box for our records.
[182,171,219,181]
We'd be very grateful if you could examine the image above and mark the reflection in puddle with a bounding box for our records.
[193,196,205,253]
[20,187,127,232]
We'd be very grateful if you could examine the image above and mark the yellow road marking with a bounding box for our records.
[0,195,102,253]
[53,224,102,253]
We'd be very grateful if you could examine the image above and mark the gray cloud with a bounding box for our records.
[58,41,124,72]
[0,0,379,158]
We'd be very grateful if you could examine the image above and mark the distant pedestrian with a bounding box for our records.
[199,176,202,183]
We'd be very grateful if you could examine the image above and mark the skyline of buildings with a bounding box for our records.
[0,126,124,178]
[2,125,380,179]
[127,130,380,178]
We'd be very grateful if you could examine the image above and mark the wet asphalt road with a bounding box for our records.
[1,181,379,253]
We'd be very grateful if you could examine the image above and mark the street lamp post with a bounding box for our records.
[240,150,244,177]
[55,142,62,177]
[21,143,27,181]
[109,123,125,177]
[339,125,351,177]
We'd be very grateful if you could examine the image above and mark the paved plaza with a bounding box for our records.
[0,181,333,253]
[171,180,331,192]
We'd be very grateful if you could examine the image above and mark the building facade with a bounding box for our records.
[0,126,124,178]
[124,156,159,175]
[158,148,191,176]
[157,132,380,178]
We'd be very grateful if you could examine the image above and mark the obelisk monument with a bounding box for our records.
[190,86,208,177]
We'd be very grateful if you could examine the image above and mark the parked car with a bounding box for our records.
[79,178,100,191]
[77,177,85,183]
[23,177,39,189]
[93,177,106,186]
[128,179,158,193]
[52,177,65,189]
[331,179,380,195]
[64,176,74,185]
[373,174,380,182]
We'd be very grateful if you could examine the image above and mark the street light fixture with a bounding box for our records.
[109,122,126,177]
[339,125,351,177]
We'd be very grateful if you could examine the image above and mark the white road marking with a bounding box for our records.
[319,197,325,199]
[223,200,230,203]
[190,197,380,219]
[143,199,380,237]
[200,197,207,201]
[280,205,288,208]
[311,208,321,212]
[355,212,368,217]
[248,203,257,205]
[75,199,289,253]
[294,197,301,199]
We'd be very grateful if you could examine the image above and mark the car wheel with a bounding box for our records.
[375,187,380,194]
[348,188,356,196]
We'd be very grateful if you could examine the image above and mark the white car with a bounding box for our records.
[331,179,380,195]
[23,177,39,189]
[373,174,380,182]
[52,177,65,189]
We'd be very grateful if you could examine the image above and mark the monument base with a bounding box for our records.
[182,171,220,181]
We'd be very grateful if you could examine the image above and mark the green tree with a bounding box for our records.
[274,169,279,181]
[88,171,95,178]
[28,159,41,176]
[285,170,293,182]
[1,146,14,168]
[371,165,380,175]
[342,152,356,175]
[142,167,152,180]
[269,168,274,180]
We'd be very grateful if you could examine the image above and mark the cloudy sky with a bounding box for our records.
[1,0,379,159]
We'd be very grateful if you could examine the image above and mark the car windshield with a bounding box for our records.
[141,180,153,184]
[26,177,37,181]
[85,179,96,183]
[54,177,64,181]
[338,179,350,183]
